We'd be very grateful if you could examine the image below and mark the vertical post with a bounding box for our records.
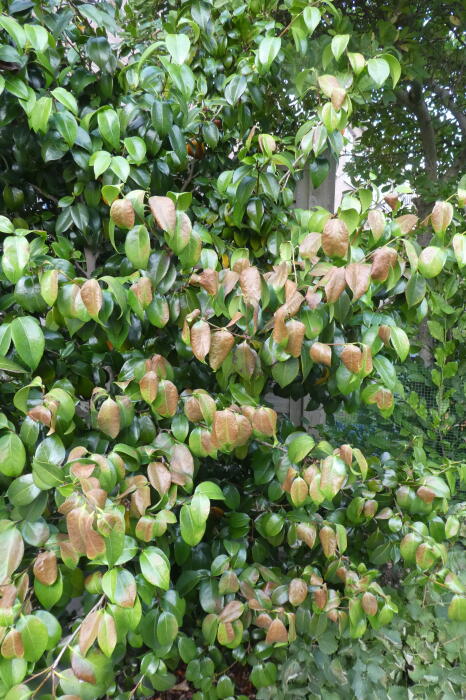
[289,159,337,426]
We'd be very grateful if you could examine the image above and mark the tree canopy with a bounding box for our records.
[0,1,465,698]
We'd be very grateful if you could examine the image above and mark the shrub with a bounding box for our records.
[0,1,465,698]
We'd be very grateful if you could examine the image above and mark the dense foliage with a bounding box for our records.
[0,1,465,698]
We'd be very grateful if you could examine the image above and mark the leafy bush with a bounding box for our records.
[0,1,465,698]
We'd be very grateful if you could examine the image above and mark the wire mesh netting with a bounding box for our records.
[324,360,466,461]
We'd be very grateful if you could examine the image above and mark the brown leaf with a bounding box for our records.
[313,586,328,610]
[265,261,290,289]
[183,395,203,422]
[367,209,385,240]
[288,578,308,606]
[153,380,179,417]
[60,540,79,568]
[299,233,321,259]
[170,444,194,486]
[310,342,331,367]
[147,462,171,495]
[324,266,346,303]
[213,410,239,449]
[80,279,103,317]
[97,398,121,439]
[339,444,353,466]
[220,269,239,295]
[240,266,261,307]
[219,600,244,623]
[252,407,277,437]
[255,613,272,629]
[130,277,152,307]
[266,618,288,643]
[191,320,211,362]
[290,477,308,507]
[341,345,362,373]
[67,506,92,555]
[361,592,378,616]
[331,86,346,110]
[374,387,393,410]
[1,629,24,658]
[198,269,219,295]
[345,263,371,300]
[395,214,418,234]
[416,485,436,503]
[209,329,235,371]
[306,289,322,308]
[296,523,317,548]
[148,195,176,232]
[319,525,337,558]
[384,192,398,210]
[285,320,305,358]
[71,649,97,683]
[371,247,398,281]
[79,610,101,656]
[378,325,391,344]
[273,306,288,345]
[233,341,257,378]
[234,414,253,447]
[85,529,106,559]
[139,371,159,404]
[28,405,52,427]
[322,218,349,258]
[33,551,57,585]
[431,200,453,234]
[110,199,135,229]
[86,489,107,508]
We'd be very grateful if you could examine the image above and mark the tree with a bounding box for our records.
[0,1,465,698]
[341,0,466,209]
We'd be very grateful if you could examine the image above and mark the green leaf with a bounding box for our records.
[195,481,225,500]
[24,24,49,52]
[0,432,26,477]
[124,136,146,164]
[11,316,45,370]
[2,236,29,283]
[380,53,401,87]
[110,156,130,182]
[98,109,120,150]
[303,7,321,34]
[0,215,14,233]
[34,571,63,609]
[257,36,281,72]
[287,433,315,463]
[0,525,24,583]
[55,111,78,147]
[30,96,52,134]
[16,615,48,662]
[165,34,191,64]
[272,358,299,388]
[367,58,390,87]
[90,150,112,178]
[139,547,170,589]
[0,16,26,47]
[448,596,466,621]
[157,610,179,645]
[331,34,350,61]
[51,87,78,115]
[124,226,150,269]
[225,74,247,106]
[390,327,409,361]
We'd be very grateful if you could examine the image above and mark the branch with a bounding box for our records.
[396,82,438,182]
[29,183,59,204]
[428,81,466,136]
